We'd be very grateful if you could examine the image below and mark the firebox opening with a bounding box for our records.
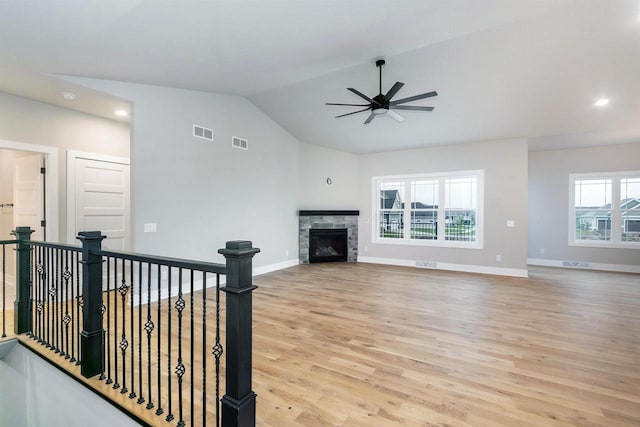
[309,228,348,263]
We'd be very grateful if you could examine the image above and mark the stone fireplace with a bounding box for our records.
[298,210,358,264]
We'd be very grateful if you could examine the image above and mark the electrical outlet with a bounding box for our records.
[496,254,502,262]
[539,248,545,254]
[285,249,289,257]
[364,245,368,252]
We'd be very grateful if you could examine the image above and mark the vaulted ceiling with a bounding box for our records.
[1,0,639,153]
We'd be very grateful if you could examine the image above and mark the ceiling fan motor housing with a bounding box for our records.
[372,94,389,114]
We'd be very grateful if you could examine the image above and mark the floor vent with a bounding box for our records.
[562,261,590,269]
[193,124,214,141]
[232,136,249,150]
[416,261,437,269]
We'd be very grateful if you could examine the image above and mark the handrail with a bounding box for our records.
[95,248,227,274]
[27,240,82,252]
[0,240,18,245]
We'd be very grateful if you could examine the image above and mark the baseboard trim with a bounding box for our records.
[253,259,299,276]
[527,258,640,274]
[358,256,528,278]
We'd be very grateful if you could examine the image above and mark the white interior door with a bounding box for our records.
[71,156,130,251]
[13,154,44,240]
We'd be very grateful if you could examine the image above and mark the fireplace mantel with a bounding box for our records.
[299,210,359,217]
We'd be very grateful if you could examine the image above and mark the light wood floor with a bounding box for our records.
[251,264,640,427]
[3,264,640,426]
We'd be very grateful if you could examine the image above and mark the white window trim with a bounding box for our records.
[568,171,640,249]
[372,170,484,249]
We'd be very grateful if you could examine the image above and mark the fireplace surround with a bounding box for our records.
[309,228,348,263]
[298,210,358,264]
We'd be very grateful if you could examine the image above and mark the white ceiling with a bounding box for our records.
[1,0,639,153]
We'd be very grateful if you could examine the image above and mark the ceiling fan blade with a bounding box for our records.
[391,105,435,111]
[348,88,374,103]
[386,110,406,122]
[364,113,376,124]
[384,82,404,101]
[335,107,371,118]
[326,102,371,107]
[390,91,438,106]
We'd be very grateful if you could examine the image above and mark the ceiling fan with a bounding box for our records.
[326,59,437,124]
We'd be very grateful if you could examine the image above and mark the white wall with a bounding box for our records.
[298,142,359,209]
[357,138,529,276]
[0,91,130,241]
[62,78,301,269]
[528,142,640,270]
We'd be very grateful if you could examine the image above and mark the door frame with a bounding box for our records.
[0,139,59,242]
[66,150,131,245]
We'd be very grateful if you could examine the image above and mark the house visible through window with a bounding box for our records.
[570,172,640,247]
[374,171,483,248]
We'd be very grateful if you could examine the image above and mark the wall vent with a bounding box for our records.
[232,136,249,150]
[193,124,214,141]
[416,261,438,269]
[562,261,590,269]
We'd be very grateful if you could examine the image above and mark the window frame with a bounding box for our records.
[372,170,484,249]
[568,171,640,249]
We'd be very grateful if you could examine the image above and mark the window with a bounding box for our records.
[569,172,640,247]
[373,170,483,248]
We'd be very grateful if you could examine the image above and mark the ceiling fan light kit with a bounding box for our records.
[326,59,437,124]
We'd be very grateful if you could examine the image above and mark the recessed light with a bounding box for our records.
[114,109,128,117]
[61,92,76,101]
[594,98,610,107]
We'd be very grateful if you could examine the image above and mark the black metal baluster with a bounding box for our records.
[145,263,154,410]
[137,260,144,405]
[29,246,39,340]
[190,269,194,427]
[31,246,38,341]
[76,251,82,365]
[106,256,112,383]
[129,259,136,400]
[1,244,5,338]
[41,246,47,344]
[28,245,33,340]
[37,246,45,344]
[156,265,163,416]
[63,250,71,359]
[97,258,107,380]
[54,248,60,353]
[119,258,129,394]
[45,247,51,348]
[27,246,34,339]
[70,251,76,363]
[213,273,223,427]
[176,268,185,427]
[113,257,120,390]
[202,271,207,427]
[166,266,174,422]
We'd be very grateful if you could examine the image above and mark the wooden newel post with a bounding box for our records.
[219,240,260,427]
[77,231,106,378]
[12,226,34,335]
